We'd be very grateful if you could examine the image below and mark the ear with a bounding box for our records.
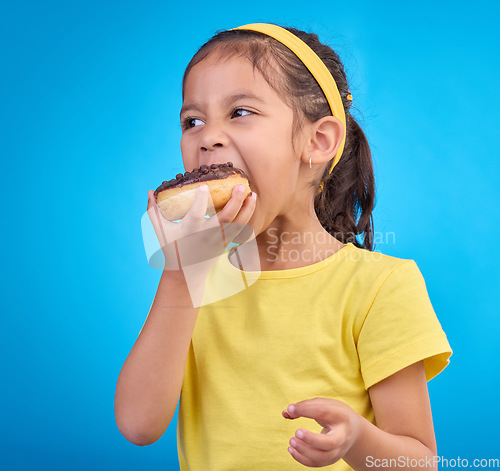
[303,116,345,167]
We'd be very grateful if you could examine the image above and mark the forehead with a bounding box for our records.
[183,53,282,103]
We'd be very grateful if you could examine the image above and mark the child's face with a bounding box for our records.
[181,54,310,235]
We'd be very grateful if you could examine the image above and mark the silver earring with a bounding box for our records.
[309,156,312,168]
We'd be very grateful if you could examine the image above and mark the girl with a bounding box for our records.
[115,23,452,470]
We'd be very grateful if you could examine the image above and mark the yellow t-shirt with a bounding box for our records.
[177,242,452,470]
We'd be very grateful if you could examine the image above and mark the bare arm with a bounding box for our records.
[115,185,256,446]
[344,361,437,471]
[114,269,198,446]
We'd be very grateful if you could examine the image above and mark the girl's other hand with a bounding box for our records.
[282,397,361,467]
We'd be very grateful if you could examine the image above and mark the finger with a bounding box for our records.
[147,191,167,246]
[232,191,257,225]
[216,184,248,224]
[228,199,257,245]
[217,187,255,245]
[292,428,337,452]
[184,184,210,222]
[147,190,183,247]
[147,191,151,210]
[285,400,343,424]
[224,189,256,229]
[147,190,155,211]
[288,443,330,468]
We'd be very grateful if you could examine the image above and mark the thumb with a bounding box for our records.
[147,190,155,210]
[283,398,340,424]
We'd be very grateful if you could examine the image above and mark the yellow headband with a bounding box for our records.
[232,23,349,178]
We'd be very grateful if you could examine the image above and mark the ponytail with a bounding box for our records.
[315,114,376,251]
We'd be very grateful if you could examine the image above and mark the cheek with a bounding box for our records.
[252,166,293,202]
[180,135,189,154]
[180,135,195,168]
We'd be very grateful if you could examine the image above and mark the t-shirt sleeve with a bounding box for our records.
[357,259,452,390]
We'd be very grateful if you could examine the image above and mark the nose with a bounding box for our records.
[199,121,228,152]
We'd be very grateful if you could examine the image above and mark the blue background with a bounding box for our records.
[1,0,499,469]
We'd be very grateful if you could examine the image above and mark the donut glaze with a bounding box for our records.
[154,162,251,221]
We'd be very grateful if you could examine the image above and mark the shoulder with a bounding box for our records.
[341,243,419,289]
[345,242,411,266]
[346,245,452,388]
[336,244,430,329]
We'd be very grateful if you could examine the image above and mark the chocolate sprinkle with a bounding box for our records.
[154,162,249,197]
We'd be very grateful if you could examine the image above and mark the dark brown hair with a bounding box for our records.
[182,26,376,251]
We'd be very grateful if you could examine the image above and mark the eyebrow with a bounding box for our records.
[180,93,265,117]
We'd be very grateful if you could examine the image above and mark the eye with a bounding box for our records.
[231,108,253,118]
[183,117,205,129]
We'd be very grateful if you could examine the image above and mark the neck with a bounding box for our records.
[231,198,345,271]
[255,219,343,271]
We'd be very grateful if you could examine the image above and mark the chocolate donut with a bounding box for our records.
[154,162,251,221]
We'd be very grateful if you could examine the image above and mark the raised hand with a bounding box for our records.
[145,183,258,307]
[147,183,256,265]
